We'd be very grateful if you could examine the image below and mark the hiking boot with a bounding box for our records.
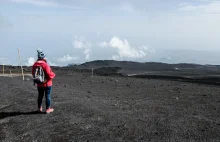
[46,108,54,114]
[38,107,43,112]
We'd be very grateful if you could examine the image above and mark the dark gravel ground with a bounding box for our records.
[1,73,220,142]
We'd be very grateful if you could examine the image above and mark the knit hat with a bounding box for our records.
[37,49,46,59]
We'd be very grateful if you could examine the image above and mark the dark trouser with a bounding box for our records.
[37,86,52,109]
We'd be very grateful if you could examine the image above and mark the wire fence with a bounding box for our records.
[0,65,31,77]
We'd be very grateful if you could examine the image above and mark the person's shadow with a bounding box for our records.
[0,111,44,119]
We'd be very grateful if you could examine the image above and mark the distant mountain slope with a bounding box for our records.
[74,60,200,69]
[1,60,220,77]
[72,60,220,75]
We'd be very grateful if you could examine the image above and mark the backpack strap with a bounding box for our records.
[33,67,39,86]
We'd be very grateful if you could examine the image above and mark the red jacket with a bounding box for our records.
[32,59,55,87]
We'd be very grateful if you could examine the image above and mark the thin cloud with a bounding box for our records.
[73,36,92,60]
[57,54,79,62]
[160,57,172,61]
[179,1,220,14]
[8,0,87,10]
[84,48,91,60]
[48,60,57,66]
[119,2,136,13]
[98,41,109,48]
[26,57,35,66]
[9,0,59,7]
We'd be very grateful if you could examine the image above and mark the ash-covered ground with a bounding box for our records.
[1,71,220,141]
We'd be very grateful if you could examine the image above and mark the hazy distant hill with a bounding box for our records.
[74,60,201,70]
[71,60,220,75]
[1,60,220,77]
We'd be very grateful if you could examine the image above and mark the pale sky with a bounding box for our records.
[0,0,220,66]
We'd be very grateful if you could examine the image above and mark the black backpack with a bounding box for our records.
[33,66,45,85]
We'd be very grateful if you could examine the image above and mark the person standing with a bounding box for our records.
[32,49,56,114]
